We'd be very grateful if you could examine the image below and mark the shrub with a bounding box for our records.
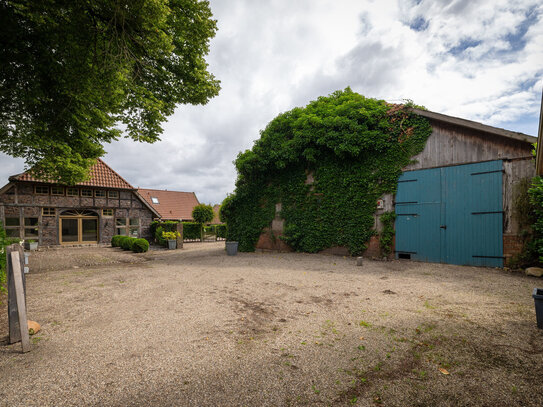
[120,236,135,250]
[192,204,214,224]
[155,226,166,246]
[162,231,180,240]
[528,176,543,264]
[182,222,201,240]
[131,238,149,253]
[111,235,124,247]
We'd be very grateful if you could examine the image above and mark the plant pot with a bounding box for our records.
[533,288,543,329]
[225,241,238,256]
[24,241,38,251]
[167,240,177,250]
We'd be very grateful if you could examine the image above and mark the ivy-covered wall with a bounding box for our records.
[221,89,432,255]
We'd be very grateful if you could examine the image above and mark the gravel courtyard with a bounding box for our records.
[1,242,542,407]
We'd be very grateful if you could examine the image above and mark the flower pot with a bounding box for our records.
[533,288,543,329]
[167,240,177,250]
[225,241,238,256]
[24,241,38,251]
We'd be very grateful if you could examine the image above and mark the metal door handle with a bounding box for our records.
[440,225,447,229]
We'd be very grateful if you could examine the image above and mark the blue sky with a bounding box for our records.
[0,0,542,204]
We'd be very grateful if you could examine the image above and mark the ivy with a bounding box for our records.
[222,89,432,255]
[379,212,397,257]
[528,176,543,264]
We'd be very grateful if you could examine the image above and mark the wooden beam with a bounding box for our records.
[536,87,543,176]
[10,251,30,353]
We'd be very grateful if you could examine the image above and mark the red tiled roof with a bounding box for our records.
[138,189,200,220]
[10,158,134,190]
[211,204,223,224]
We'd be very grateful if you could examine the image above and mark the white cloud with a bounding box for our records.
[1,0,541,203]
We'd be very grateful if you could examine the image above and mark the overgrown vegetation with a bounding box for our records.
[528,176,543,264]
[0,221,19,294]
[221,89,432,254]
[379,212,396,257]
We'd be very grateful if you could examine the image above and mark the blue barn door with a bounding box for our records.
[395,160,503,267]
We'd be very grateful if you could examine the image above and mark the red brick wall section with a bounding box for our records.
[255,229,293,252]
[503,234,524,264]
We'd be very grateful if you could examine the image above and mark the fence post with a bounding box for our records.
[7,244,26,344]
[176,222,183,249]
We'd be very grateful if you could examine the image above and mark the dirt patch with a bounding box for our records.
[1,243,542,406]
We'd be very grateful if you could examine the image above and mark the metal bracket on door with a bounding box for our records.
[440,225,447,229]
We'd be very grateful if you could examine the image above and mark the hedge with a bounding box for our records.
[183,222,201,240]
[216,224,227,239]
[132,238,149,253]
[111,235,150,253]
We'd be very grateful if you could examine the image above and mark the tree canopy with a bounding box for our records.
[192,203,214,224]
[0,0,220,184]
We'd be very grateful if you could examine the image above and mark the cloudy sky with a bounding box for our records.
[1,0,542,204]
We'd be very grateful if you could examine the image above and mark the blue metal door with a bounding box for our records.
[395,160,503,267]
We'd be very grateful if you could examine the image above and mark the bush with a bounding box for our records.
[216,224,227,239]
[120,236,134,250]
[182,222,201,240]
[155,226,165,246]
[111,235,123,247]
[192,204,214,224]
[162,231,180,240]
[132,238,149,253]
[528,176,543,264]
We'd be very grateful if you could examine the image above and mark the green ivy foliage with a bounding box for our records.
[222,89,432,255]
[379,212,397,256]
[528,176,543,264]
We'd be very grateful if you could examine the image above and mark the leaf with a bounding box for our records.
[439,368,450,375]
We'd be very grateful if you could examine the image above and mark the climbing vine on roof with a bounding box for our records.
[221,88,432,254]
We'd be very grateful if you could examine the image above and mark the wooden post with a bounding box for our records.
[176,222,183,249]
[9,250,30,352]
[7,244,26,344]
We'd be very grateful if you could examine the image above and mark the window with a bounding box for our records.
[115,218,127,235]
[151,197,159,204]
[81,189,93,197]
[95,190,106,197]
[4,217,20,238]
[35,185,49,195]
[5,217,20,227]
[102,209,114,217]
[42,207,56,216]
[24,217,39,238]
[129,218,139,237]
[108,190,119,199]
[51,186,64,196]
[66,188,79,196]
[115,218,139,237]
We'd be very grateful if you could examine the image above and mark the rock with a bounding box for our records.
[27,320,40,335]
[526,267,543,277]
[356,257,363,266]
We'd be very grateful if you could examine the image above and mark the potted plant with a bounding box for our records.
[24,239,38,251]
[162,231,180,250]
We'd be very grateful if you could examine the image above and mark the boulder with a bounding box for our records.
[27,320,41,335]
[525,267,543,278]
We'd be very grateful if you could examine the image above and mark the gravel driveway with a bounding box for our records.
[1,243,542,406]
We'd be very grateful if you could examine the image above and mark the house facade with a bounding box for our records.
[256,108,537,267]
[0,159,159,246]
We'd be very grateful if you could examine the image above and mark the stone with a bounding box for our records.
[356,257,363,266]
[27,320,40,335]
[526,267,543,277]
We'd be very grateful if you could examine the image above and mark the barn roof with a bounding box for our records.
[138,188,200,221]
[410,108,537,145]
[9,158,134,190]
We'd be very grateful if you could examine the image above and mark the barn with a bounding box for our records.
[254,108,537,267]
[389,109,536,267]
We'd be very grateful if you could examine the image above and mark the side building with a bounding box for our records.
[0,159,159,246]
[138,188,200,221]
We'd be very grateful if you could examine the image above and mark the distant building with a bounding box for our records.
[211,204,223,224]
[138,189,200,221]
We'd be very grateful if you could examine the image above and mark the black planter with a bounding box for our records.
[533,288,543,329]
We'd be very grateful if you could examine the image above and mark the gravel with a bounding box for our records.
[1,242,542,406]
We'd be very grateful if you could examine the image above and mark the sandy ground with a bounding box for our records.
[1,242,542,407]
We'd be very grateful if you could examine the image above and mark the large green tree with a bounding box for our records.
[0,0,220,184]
